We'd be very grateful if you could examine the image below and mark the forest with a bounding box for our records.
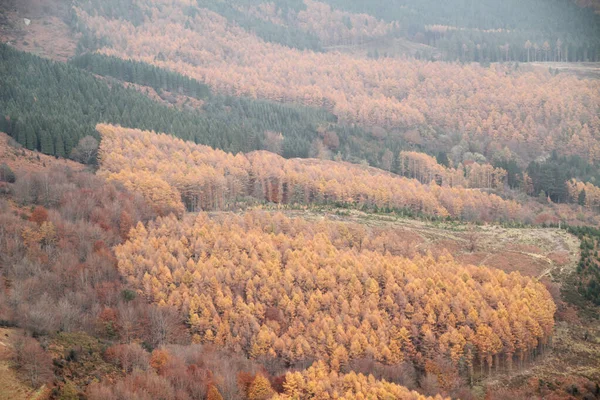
[321,0,600,61]
[0,43,339,157]
[72,0,600,62]
[74,0,600,167]
[97,124,526,222]
[0,0,599,398]
[0,140,454,399]
[118,212,556,375]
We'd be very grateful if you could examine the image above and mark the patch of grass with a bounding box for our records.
[48,332,119,389]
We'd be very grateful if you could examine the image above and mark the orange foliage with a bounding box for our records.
[297,0,397,46]
[566,178,600,210]
[206,384,224,400]
[98,124,523,222]
[29,206,49,225]
[275,361,445,399]
[150,349,171,375]
[77,4,600,162]
[116,211,556,374]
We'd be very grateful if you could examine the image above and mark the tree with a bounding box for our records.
[207,384,224,400]
[58,381,79,400]
[29,206,49,225]
[0,163,16,183]
[13,336,54,388]
[247,374,275,400]
[381,149,394,171]
[579,189,587,206]
[70,135,99,165]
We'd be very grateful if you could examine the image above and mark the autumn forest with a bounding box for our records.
[0,0,599,399]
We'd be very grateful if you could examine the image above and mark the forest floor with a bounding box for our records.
[0,328,49,400]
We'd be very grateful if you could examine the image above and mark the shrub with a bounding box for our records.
[0,163,16,183]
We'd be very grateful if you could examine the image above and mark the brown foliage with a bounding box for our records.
[29,206,49,225]
[150,349,171,375]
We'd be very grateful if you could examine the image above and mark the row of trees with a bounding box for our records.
[399,150,600,209]
[567,225,600,305]
[98,125,524,222]
[70,53,211,100]
[66,51,420,166]
[0,44,355,159]
[399,151,507,190]
[6,44,419,164]
[72,0,600,62]
[427,33,600,63]
[295,0,398,46]
[75,51,600,211]
[193,0,323,51]
[117,211,555,384]
[76,4,600,165]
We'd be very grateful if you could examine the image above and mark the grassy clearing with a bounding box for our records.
[277,207,580,279]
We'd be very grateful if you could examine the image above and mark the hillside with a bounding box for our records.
[0,0,599,399]
[0,0,76,61]
[0,132,84,173]
[97,124,528,221]
[0,131,598,398]
[79,4,600,165]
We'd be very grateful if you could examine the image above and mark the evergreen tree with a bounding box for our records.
[579,189,587,206]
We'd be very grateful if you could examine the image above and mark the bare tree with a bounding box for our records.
[70,136,99,165]
[13,335,54,388]
[149,306,187,348]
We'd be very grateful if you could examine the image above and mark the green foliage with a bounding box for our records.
[58,381,79,400]
[578,189,587,206]
[0,163,16,183]
[121,289,136,302]
[0,45,329,157]
[195,0,323,51]
[70,53,211,100]
[494,158,522,189]
[566,225,600,306]
[322,0,600,62]
[66,51,411,161]
[3,45,404,163]
[527,152,600,204]
[74,0,146,26]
